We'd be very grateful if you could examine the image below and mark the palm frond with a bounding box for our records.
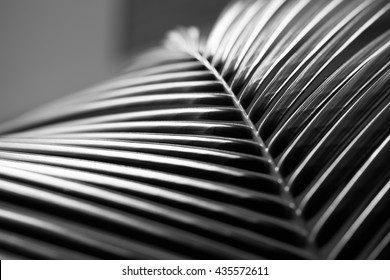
[0,0,390,259]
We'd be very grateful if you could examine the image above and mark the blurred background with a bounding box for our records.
[0,0,228,122]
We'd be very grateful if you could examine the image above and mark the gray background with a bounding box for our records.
[0,0,227,122]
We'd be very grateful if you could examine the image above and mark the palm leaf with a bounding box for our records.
[0,0,389,259]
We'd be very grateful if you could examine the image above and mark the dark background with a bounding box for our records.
[0,0,228,122]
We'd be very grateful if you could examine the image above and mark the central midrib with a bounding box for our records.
[191,50,322,259]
